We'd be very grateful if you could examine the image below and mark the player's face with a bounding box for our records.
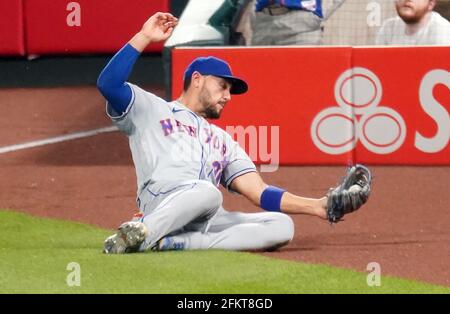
[198,76,232,119]
[395,0,434,24]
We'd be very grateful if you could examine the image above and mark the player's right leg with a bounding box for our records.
[156,207,295,252]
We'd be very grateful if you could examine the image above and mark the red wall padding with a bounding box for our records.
[172,47,355,165]
[0,0,25,56]
[25,0,169,55]
[172,47,450,165]
[352,47,450,165]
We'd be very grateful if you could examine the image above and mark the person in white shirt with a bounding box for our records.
[376,0,450,45]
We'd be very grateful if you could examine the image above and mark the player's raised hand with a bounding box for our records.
[129,12,178,52]
[141,12,178,42]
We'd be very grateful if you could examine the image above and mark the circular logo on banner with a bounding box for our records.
[310,107,357,155]
[311,67,406,155]
[335,67,382,115]
[358,107,407,154]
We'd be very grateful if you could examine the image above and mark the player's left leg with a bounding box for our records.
[156,207,294,251]
[104,180,222,254]
[138,180,222,251]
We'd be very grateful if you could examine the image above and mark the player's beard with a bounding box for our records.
[199,87,221,119]
[204,105,221,119]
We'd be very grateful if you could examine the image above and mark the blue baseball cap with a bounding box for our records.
[183,56,248,95]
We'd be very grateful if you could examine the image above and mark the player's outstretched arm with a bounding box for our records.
[230,172,327,219]
[129,12,178,52]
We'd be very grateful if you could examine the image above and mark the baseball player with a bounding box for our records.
[98,12,371,254]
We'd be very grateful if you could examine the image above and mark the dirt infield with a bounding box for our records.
[1,87,449,287]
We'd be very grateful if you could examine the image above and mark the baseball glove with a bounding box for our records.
[326,164,372,223]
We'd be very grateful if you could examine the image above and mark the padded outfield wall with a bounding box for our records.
[0,0,169,56]
[172,47,450,166]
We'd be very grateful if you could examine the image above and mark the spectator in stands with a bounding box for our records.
[249,0,324,45]
[434,0,450,21]
[376,0,450,45]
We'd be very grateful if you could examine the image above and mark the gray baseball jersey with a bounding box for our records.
[106,83,256,203]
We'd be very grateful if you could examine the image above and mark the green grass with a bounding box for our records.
[0,210,448,294]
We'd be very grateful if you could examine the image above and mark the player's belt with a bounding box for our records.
[261,5,291,16]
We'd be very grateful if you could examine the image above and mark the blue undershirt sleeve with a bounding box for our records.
[97,43,140,114]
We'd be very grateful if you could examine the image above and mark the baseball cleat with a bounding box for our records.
[103,221,148,254]
[156,236,185,251]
